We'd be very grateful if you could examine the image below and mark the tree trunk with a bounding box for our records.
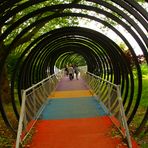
[1,64,11,104]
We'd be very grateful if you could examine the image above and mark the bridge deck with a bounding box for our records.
[27,76,138,148]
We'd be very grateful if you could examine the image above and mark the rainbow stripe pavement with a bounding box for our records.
[28,76,139,148]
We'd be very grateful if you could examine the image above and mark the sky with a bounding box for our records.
[78,3,148,56]
[79,19,145,55]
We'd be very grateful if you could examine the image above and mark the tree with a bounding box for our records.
[0,0,80,104]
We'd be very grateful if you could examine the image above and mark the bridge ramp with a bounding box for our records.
[28,77,138,148]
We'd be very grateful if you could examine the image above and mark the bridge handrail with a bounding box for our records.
[81,71,132,148]
[15,71,64,148]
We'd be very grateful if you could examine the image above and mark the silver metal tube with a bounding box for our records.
[25,74,55,92]
[117,85,132,148]
[15,90,26,148]
[87,72,118,87]
[107,84,111,115]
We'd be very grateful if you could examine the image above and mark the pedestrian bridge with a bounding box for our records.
[15,70,138,148]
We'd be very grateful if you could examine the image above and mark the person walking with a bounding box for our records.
[74,64,79,80]
[64,65,69,76]
[68,64,74,80]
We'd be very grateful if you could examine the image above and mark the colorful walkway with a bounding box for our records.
[28,76,138,148]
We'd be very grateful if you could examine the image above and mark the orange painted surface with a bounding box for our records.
[21,120,35,140]
[48,90,92,98]
[27,116,139,148]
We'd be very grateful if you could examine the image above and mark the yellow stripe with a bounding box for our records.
[48,90,92,98]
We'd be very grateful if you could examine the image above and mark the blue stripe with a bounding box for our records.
[39,97,107,120]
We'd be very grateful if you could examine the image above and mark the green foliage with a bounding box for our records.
[6,53,20,78]
[55,53,86,69]
[136,0,146,2]
[140,64,148,107]
[127,64,148,108]
[141,63,148,76]
[2,0,80,80]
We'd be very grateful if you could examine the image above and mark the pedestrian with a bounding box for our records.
[64,65,69,76]
[68,64,74,80]
[74,64,79,80]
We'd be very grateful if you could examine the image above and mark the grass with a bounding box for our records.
[0,111,17,147]
[128,63,148,148]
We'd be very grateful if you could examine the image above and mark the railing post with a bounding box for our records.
[107,84,111,115]
[117,85,132,148]
[33,87,36,116]
[42,82,48,98]
[15,90,26,148]
[95,80,101,100]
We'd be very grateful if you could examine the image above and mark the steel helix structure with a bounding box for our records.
[0,0,147,136]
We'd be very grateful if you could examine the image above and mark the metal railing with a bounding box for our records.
[15,71,63,148]
[81,71,132,148]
